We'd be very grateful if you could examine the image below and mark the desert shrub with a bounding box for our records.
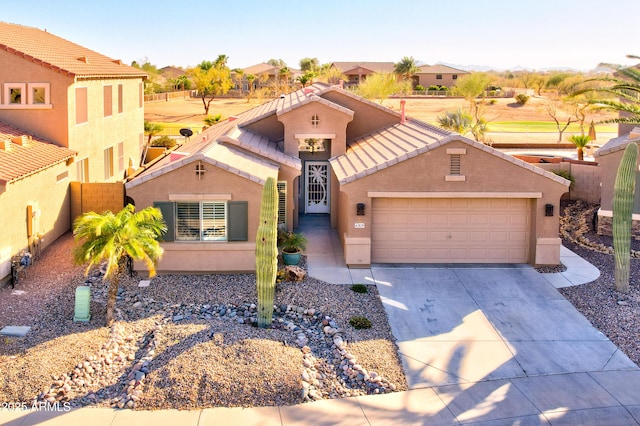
[553,170,575,187]
[489,99,498,105]
[515,93,530,105]
[151,135,177,148]
[349,316,372,329]
[428,85,443,91]
[350,284,368,294]
[414,85,425,92]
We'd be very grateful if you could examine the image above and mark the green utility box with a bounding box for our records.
[74,286,91,322]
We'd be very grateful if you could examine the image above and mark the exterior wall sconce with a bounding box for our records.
[357,203,365,216]
[545,204,554,217]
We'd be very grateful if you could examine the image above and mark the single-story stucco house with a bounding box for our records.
[125,83,569,273]
[594,126,640,236]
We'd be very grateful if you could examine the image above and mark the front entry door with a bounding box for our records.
[305,161,330,214]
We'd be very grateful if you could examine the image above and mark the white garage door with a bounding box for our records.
[372,198,530,263]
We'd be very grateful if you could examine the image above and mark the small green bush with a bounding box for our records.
[414,85,425,92]
[489,99,498,105]
[350,284,368,293]
[553,170,575,187]
[151,135,177,148]
[349,316,372,329]
[515,93,530,105]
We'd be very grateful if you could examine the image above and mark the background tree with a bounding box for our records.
[299,57,320,73]
[188,58,233,115]
[356,72,409,104]
[73,205,165,327]
[317,66,348,86]
[144,121,164,145]
[394,56,421,82]
[267,58,287,67]
[437,109,473,134]
[132,58,161,94]
[296,72,316,88]
[545,99,578,142]
[246,74,256,102]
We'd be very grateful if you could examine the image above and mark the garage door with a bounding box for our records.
[371,198,530,263]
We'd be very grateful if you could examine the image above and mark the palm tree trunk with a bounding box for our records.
[105,277,119,327]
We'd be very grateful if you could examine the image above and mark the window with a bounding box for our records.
[77,157,89,182]
[436,74,443,80]
[452,75,458,80]
[311,114,319,127]
[104,147,114,180]
[139,82,143,108]
[76,87,88,124]
[104,85,112,117]
[117,142,125,172]
[4,83,25,105]
[118,84,123,113]
[154,201,248,243]
[176,202,227,241]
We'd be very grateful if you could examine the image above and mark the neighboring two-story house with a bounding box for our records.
[0,22,146,282]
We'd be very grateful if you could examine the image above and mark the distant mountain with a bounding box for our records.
[434,61,589,73]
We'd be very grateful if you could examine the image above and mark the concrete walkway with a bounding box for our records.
[3,217,638,425]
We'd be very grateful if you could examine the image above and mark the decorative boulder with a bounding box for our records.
[284,265,306,282]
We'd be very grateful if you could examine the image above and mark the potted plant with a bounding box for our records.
[279,231,307,266]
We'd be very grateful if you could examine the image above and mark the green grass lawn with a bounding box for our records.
[151,122,205,136]
[487,121,617,133]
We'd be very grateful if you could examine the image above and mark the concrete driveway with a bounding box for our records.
[373,265,636,387]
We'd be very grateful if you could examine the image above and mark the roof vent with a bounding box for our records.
[11,135,30,146]
[77,56,89,64]
[0,139,11,152]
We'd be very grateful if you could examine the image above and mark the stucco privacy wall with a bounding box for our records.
[0,162,72,283]
[70,182,125,226]
[125,160,264,273]
[336,138,569,266]
[536,162,601,204]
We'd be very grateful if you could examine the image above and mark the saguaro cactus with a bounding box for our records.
[256,177,278,328]
[613,142,638,293]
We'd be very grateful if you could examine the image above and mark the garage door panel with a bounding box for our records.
[372,198,530,264]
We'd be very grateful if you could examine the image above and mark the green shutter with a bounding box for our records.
[153,201,175,242]
[277,181,287,226]
[227,201,248,241]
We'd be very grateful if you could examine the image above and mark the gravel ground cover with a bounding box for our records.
[1,200,638,410]
[0,234,406,409]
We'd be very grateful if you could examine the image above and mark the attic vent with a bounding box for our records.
[450,154,461,175]
[277,181,287,226]
[77,56,89,63]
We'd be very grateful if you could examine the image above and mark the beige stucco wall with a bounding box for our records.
[416,73,462,89]
[337,139,569,266]
[125,161,265,273]
[0,162,72,282]
[0,50,144,184]
[537,162,601,204]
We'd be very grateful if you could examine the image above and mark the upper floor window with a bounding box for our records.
[104,85,113,117]
[452,75,458,80]
[76,87,88,124]
[436,74,443,80]
[118,84,124,113]
[1,83,51,109]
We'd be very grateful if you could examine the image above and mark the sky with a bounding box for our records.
[3,0,639,72]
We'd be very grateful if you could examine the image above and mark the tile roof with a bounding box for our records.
[0,22,147,79]
[417,64,468,74]
[330,119,570,186]
[594,127,640,157]
[0,122,76,184]
[331,62,396,74]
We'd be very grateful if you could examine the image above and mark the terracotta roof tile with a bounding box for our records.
[0,121,76,184]
[0,22,147,79]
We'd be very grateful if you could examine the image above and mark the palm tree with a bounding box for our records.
[394,56,421,83]
[573,55,640,126]
[73,204,166,327]
[568,134,591,161]
[144,120,164,145]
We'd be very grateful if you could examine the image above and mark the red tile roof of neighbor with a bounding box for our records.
[0,22,147,79]
[0,122,76,184]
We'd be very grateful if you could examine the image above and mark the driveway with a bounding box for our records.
[372,265,637,389]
